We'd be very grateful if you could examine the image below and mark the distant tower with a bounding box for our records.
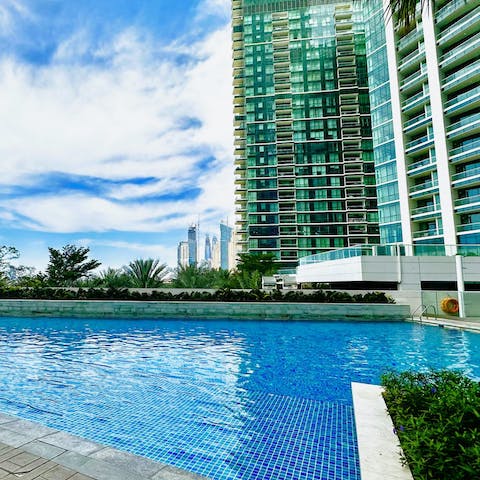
[205,234,212,264]
[211,236,220,269]
[177,241,189,268]
[188,225,197,266]
[220,222,233,270]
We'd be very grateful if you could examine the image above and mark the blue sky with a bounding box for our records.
[0,0,234,271]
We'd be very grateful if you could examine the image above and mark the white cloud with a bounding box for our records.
[195,0,230,22]
[0,0,30,34]
[79,239,177,269]
[0,21,235,233]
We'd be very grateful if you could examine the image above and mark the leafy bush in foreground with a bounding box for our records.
[0,287,394,303]
[381,370,480,480]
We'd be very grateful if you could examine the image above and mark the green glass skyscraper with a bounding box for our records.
[233,0,380,269]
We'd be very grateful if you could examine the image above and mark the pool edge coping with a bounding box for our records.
[352,382,414,480]
[0,412,209,480]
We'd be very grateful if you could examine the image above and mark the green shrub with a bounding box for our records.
[0,287,394,303]
[381,370,480,480]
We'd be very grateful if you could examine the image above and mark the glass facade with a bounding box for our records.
[233,0,380,268]
[363,0,403,244]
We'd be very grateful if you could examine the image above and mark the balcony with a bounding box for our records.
[405,135,434,154]
[455,193,480,209]
[457,222,480,232]
[447,113,480,139]
[452,165,480,187]
[402,89,429,112]
[411,204,441,218]
[436,0,473,24]
[397,27,422,51]
[398,45,425,71]
[439,32,480,69]
[403,112,432,133]
[409,179,439,196]
[444,85,480,114]
[449,138,480,163]
[412,227,444,239]
[407,156,436,175]
[437,6,480,45]
[400,65,427,92]
[442,59,480,92]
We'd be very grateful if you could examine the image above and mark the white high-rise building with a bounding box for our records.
[364,0,480,254]
[211,236,221,269]
[177,241,189,267]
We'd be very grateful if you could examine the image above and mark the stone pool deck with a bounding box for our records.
[0,413,208,480]
[411,316,480,333]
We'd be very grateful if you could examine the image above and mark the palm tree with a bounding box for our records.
[125,259,169,288]
[385,0,434,27]
[98,268,133,288]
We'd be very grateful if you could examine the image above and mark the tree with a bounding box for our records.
[124,259,169,288]
[0,246,36,286]
[172,264,232,289]
[97,267,133,288]
[236,253,277,276]
[0,246,19,285]
[382,0,434,27]
[46,244,101,286]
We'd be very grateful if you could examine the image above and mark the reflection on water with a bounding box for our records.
[0,318,478,480]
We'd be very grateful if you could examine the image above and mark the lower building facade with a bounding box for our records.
[364,0,480,253]
[233,0,380,269]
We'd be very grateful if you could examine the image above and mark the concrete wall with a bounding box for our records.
[422,291,480,318]
[296,256,480,290]
[0,299,409,321]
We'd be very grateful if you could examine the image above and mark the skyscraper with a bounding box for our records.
[232,0,380,269]
[220,222,233,270]
[205,234,212,264]
[187,225,197,266]
[177,241,189,267]
[364,0,480,253]
[211,235,221,269]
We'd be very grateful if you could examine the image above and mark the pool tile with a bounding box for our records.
[152,465,210,480]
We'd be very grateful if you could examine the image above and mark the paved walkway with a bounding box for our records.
[411,316,480,333]
[0,413,208,480]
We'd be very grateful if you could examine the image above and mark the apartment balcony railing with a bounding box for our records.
[407,156,436,173]
[402,89,429,111]
[457,222,480,232]
[404,112,432,132]
[447,113,480,140]
[443,59,480,91]
[455,194,480,208]
[411,204,441,216]
[409,179,439,194]
[397,27,422,51]
[436,0,471,23]
[299,243,480,265]
[412,227,444,239]
[401,65,427,90]
[449,138,480,162]
[405,135,434,153]
[452,165,480,183]
[444,85,480,114]
[440,32,480,68]
[398,45,425,70]
[437,6,480,44]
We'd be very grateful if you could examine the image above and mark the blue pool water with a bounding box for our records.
[0,317,479,480]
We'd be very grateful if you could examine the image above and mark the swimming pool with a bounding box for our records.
[0,317,479,479]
